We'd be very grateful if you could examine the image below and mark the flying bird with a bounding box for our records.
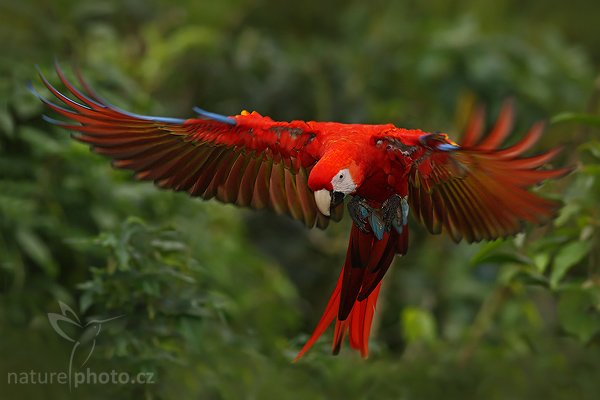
[48,301,122,390]
[31,64,569,361]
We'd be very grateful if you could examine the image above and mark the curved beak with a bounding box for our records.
[314,189,345,216]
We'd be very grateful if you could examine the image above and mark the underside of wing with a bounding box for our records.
[408,102,570,243]
[31,64,343,228]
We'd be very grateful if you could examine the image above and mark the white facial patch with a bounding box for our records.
[331,168,357,194]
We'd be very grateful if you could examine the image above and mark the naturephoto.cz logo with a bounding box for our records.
[6,301,155,390]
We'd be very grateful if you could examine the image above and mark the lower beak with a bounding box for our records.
[314,189,345,216]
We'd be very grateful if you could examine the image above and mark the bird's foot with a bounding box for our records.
[382,194,410,234]
[347,196,375,234]
[348,195,409,240]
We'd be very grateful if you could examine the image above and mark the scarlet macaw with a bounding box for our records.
[31,64,569,360]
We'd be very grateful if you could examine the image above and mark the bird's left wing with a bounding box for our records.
[377,102,570,243]
[31,65,342,228]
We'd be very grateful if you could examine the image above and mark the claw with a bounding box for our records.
[349,195,409,239]
[382,195,408,234]
[348,196,372,233]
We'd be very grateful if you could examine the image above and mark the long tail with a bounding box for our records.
[294,224,408,361]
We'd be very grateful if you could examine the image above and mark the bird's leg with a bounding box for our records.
[348,195,409,240]
[382,194,409,234]
[347,195,375,234]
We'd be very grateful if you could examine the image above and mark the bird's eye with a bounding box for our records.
[339,174,344,180]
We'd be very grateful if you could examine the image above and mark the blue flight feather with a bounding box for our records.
[359,204,370,219]
[41,114,70,126]
[31,64,187,126]
[437,143,460,151]
[401,197,410,226]
[369,212,385,241]
[392,220,403,235]
[193,106,236,125]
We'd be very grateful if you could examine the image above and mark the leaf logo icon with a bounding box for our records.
[48,301,82,343]
[48,301,123,390]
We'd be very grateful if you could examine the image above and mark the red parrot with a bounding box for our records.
[31,64,569,360]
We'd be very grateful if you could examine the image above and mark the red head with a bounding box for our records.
[308,151,365,216]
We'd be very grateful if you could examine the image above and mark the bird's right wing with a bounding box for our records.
[31,64,343,228]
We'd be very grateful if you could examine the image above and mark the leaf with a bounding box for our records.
[469,239,507,266]
[470,243,532,268]
[504,269,549,287]
[18,126,62,155]
[550,241,592,288]
[151,239,187,252]
[554,202,580,227]
[533,252,550,274]
[401,306,437,344]
[13,81,42,118]
[16,228,58,277]
[581,164,600,176]
[475,252,531,266]
[558,288,600,343]
[80,292,94,314]
[551,112,600,127]
[0,102,14,137]
[579,140,600,159]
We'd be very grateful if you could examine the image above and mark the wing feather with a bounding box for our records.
[237,154,262,206]
[295,169,318,226]
[33,65,341,228]
[386,102,569,243]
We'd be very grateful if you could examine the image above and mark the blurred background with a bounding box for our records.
[1,0,600,398]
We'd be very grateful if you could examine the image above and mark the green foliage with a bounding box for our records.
[401,306,438,344]
[1,0,600,399]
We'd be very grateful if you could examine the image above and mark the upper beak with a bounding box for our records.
[314,189,345,216]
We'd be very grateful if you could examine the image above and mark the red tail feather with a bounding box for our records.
[294,224,408,361]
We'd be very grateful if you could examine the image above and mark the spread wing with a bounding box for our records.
[383,102,569,243]
[31,64,343,229]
